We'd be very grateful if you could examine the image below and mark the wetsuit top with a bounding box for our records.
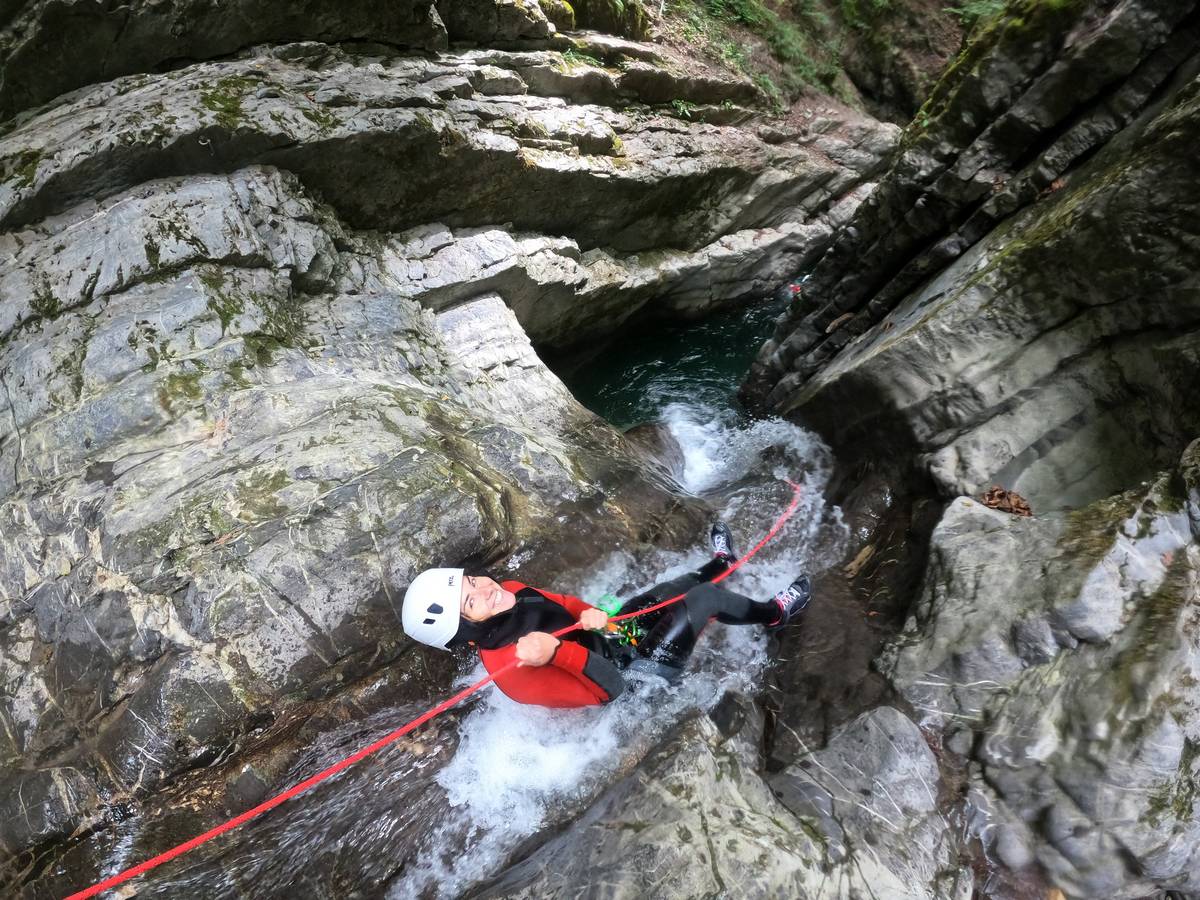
[477,582,625,708]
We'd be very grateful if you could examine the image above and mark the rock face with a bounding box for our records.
[0,0,903,894]
[1,38,897,344]
[746,0,1200,508]
[839,0,962,123]
[0,0,449,122]
[880,441,1200,898]
[734,3,1200,896]
[473,693,972,899]
[18,0,1200,897]
[0,162,717,890]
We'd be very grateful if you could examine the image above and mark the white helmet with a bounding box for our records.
[402,568,464,650]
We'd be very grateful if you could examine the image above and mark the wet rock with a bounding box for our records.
[1183,437,1200,539]
[0,164,711,892]
[621,422,687,485]
[0,767,98,856]
[770,706,961,892]
[880,446,1200,898]
[0,0,904,893]
[747,0,1200,509]
[475,694,969,899]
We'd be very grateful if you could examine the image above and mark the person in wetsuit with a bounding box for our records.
[400,524,812,708]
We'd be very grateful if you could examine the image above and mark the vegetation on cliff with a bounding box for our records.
[657,0,961,116]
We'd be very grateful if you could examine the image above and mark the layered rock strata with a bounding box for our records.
[473,694,974,899]
[0,3,902,894]
[746,0,1200,508]
[0,163,717,891]
[1,39,897,343]
[881,440,1200,898]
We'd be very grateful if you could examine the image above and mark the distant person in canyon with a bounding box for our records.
[400,525,812,707]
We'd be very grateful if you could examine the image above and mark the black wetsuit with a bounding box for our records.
[613,557,780,673]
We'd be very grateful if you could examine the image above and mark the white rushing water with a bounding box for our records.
[392,402,848,898]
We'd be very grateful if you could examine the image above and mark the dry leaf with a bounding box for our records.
[826,312,853,334]
[844,544,876,578]
[981,485,1033,517]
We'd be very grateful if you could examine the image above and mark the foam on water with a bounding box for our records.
[392,406,848,898]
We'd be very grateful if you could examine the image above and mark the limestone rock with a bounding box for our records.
[0,43,886,254]
[0,0,449,121]
[881,448,1200,898]
[435,0,551,44]
[475,694,970,899]
[0,166,709,891]
[0,1,907,893]
[747,0,1200,508]
[770,706,966,895]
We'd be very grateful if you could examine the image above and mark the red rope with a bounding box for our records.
[67,480,803,899]
[604,479,804,626]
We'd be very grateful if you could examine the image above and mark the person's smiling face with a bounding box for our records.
[459,574,517,622]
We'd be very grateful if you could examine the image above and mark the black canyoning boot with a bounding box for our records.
[769,575,812,631]
[710,521,737,563]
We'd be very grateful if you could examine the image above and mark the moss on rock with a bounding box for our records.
[199,74,260,131]
[157,367,205,415]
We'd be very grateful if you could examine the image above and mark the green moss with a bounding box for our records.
[571,0,650,36]
[30,277,60,320]
[1111,552,1194,717]
[539,0,577,27]
[1146,737,1199,828]
[144,238,162,270]
[233,469,291,522]
[197,267,311,366]
[198,268,245,335]
[1056,488,1140,569]
[518,118,550,139]
[559,47,605,69]
[928,145,1138,324]
[796,817,828,850]
[944,0,1004,26]
[157,369,204,415]
[907,0,1087,147]
[199,75,259,131]
[1154,470,1188,515]
[43,315,98,409]
[155,214,209,256]
[61,316,96,403]
[300,104,339,133]
[8,148,43,188]
[242,333,280,367]
[225,358,254,389]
